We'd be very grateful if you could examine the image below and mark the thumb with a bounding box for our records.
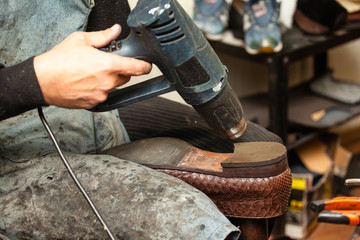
[87,24,122,48]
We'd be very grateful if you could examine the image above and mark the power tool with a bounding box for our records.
[90,0,247,140]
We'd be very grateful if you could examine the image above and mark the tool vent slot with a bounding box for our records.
[151,11,184,45]
[151,18,175,29]
[159,34,185,44]
[155,26,180,37]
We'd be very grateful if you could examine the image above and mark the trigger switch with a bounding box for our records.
[108,40,122,52]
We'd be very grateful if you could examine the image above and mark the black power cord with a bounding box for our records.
[37,107,115,240]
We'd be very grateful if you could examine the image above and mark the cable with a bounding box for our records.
[37,107,115,240]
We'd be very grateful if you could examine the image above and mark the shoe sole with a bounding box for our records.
[103,137,292,218]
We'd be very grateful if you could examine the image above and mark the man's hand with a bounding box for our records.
[34,24,152,109]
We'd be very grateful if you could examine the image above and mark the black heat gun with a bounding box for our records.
[90,0,247,140]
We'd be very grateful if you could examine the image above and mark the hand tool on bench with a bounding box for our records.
[311,197,360,213]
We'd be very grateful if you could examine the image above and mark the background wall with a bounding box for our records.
[329,40,360,84]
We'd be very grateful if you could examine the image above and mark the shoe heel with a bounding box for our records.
[221,142,288,178]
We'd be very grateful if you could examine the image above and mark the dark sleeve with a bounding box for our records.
[0,57,47,120]
[86,0,130,38]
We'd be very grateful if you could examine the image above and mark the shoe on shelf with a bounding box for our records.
[193,0,232,40]
[243,0,283,54]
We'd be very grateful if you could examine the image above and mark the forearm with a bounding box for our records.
[0,57,47,120]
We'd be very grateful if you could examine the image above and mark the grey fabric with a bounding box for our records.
[0,0,95,67]
[0,106,128,163]
[0,107,240,239]
[0,154,240,240]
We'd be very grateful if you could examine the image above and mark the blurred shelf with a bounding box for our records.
[210,23,360,143]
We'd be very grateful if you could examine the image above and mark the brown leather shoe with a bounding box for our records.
[103,137,292,219]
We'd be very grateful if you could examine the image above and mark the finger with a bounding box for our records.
[86,24,122,48]
[115,75,131,87]
[107,54,152,76]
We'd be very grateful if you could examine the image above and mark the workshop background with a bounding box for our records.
[127,0,360,103]
[126,0,360,239]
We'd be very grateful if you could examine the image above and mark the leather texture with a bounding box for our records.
[160,168,292,218]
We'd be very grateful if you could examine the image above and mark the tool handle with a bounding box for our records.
[89,75,173,112]
[318,210,360,225]
[311,197,360,212]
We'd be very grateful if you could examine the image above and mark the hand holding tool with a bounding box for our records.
[90,0,247,140]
